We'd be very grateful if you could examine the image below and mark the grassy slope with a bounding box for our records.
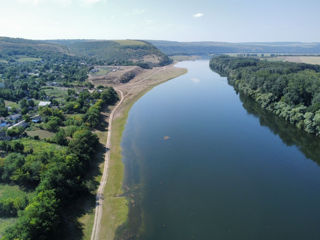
[114,40,147,46]
[50,39,170,66]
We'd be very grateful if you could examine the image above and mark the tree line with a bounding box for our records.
[0,87,118,239]
[210,56,320,136]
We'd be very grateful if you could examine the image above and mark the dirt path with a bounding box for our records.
[90,89,124,240]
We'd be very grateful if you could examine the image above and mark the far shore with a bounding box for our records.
[83,63,187,240]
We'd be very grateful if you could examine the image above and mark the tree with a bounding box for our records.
[45,117,60,132]
[2,153,25,182]
[52,128,68,146]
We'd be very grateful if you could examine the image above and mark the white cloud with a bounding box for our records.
[132,8,146,15]
[16,0,101,6]
[193,13,204,18]
[81,0,102,4]
[191,78,200,83]
[17,0,42,5]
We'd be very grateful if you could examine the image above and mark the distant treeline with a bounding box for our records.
[210,56,320,136]
[149,40,320,56]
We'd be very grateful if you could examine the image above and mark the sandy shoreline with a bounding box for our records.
[90,64,187,240]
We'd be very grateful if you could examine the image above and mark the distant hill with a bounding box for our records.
[0,37,172,67]
[148,40,320,56]
[0,37,70,58]
[3,37,320,65]
[48,39,172,67]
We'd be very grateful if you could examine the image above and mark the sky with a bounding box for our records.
[0,0,320,42]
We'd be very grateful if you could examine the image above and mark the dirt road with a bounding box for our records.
[90,89,124,240]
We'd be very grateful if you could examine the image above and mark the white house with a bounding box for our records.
[38,101,51,107]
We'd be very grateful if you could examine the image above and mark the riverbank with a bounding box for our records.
[210,56,320,137]
[89,64,187,240]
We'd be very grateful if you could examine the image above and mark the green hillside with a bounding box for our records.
[48,39,172,67]
[0,37,70,59]
[0,37,172,67]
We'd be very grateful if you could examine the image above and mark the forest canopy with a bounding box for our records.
[210,56,320,136]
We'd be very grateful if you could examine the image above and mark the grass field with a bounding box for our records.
[114,40,147,46]
[0,184,30,201]
[4,100,19,108]
[17,57,41,62]
[19,138,65,153]
[26,129,55,139]
[43,87,68,100]
[0,184,33,236]
[267,56,320,65]
[0,218,17,236]
[90,66,112,77]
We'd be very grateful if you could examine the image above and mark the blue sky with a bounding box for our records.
[0,0,319,42]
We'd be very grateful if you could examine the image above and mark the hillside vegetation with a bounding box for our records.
[149,40,320,57]
[49,39,172,67]
[210,56,320,136]
[0,37,70,60]
[0,37,172,68]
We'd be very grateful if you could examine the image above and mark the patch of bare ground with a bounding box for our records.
[89,66,143,85]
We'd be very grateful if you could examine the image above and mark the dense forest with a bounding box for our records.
[0,87,118,239]
[210,56,320,136]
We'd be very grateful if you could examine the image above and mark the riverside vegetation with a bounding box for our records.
[0,37,175,239]
[0,87,118,239]
[210,56,320,136]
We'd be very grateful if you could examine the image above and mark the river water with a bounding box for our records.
[120,60,320,240]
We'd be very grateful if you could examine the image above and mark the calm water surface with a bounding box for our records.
[120,60,320,240]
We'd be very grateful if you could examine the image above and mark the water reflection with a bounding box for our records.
[239,93,320,163]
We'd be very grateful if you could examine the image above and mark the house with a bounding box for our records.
[0,122,8,129]
[38,101,51,107]
[31,116,42,123]
[90,68,99,73]
[9,114,22,121]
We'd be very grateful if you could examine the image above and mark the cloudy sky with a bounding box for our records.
[1,0,320,42]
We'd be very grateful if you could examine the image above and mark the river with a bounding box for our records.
[119,60,320,240]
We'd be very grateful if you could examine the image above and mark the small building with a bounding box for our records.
[9,114,22,121]
[31,116,42,123]
[38,101,51,107]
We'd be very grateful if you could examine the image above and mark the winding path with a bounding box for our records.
[90,89,124,240]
